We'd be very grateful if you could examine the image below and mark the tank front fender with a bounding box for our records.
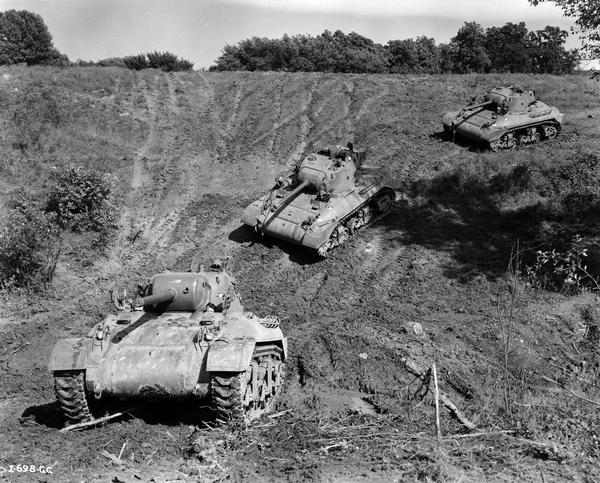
[206,337,256,372]
[48,338,88,372]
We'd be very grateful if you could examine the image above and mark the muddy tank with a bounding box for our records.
[241,143,395,256]
[48,266,287,426]
[442,86,563,151]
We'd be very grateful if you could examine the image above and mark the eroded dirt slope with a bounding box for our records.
[1,68,599,482]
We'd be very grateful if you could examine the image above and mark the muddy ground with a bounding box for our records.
[1,68,600,481]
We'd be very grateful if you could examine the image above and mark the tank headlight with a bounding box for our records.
[204,332,213,341]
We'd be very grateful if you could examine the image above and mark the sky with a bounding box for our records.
[0,0,583,69]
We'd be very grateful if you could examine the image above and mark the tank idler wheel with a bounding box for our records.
[211,351,284,425]
[53,371,95,425]
[544,124,558,139]
[374,192,394,215]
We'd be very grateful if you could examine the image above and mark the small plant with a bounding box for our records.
[0,195,61,289]
[526,235,599,293]
[45,166,118,236]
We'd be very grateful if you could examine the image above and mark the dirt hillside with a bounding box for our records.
[0,67,599,482]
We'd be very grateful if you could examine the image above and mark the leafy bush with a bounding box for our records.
[9,84,62,150]
[95,57,127,68]
[526,235,599,293]
[0,195,61,289]
[146,51,193,72]
[45,166,118,235]
[123,54,148,70]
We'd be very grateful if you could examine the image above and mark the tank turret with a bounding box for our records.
[48,265,287,426]
[442,86,563,151]
[242,143,395,256]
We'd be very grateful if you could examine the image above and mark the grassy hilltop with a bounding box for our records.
[0,66,599,481]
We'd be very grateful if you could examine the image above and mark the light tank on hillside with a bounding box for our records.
[48,263,287,426]
[241,143,395,256]
[442,86,563,151]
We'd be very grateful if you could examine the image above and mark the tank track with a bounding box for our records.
[210,344,285,424]
[488,120,560,151]
[316,188,396,257]
[53,371,94,425]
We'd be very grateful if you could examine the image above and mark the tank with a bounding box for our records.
[241,143,395,256]
[442,86,563,151]
[48,265,287,426]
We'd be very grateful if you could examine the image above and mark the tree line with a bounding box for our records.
[211,22,579,74]
[0,10,193,71]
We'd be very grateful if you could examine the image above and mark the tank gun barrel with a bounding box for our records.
[464,100,493,111]
[134,288,176,308]
[260,180,311,231]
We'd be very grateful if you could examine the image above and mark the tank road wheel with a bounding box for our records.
[317,225,350,257]
[211,348,284,425]
[490,134,517,151]
[543,124,559,140]
[53,371,95,425]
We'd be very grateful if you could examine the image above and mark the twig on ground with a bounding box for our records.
[443,430,515,440]
[268,409,292,419]
[100,449,123,465]
[542,375,600,407]
[117,440,128,460]
[60,408,137,432]
[9,343,30,354]
[432,363,442,444]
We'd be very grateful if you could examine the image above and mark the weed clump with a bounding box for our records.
[0,194,61,289]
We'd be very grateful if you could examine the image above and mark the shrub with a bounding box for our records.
[123,54,148,70]
[9,84,62,150]
[146,51,193,72]
[0,194,61,289]
[526,235,600,293]
[45,166,118,236]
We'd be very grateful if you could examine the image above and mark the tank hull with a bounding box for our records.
[242,147,393,255]
[49,311,287,399]
[442,89,564,150]
[243,183,377,246]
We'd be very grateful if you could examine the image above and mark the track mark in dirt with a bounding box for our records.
[165,73,181,115]
[131,77,159,190]
[294,271,328,304]
[225,79,244,138]
[343,80,355,138]
[287,79,317,163]
[267,83,284,154]
[355,84,391,122]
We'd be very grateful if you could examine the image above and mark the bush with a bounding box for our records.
[0,195,61,289]
[526,235,600,293]
[9,84,62,150]
[45,166,118,236]
[123,54,148,70]
[146,51,193,72]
